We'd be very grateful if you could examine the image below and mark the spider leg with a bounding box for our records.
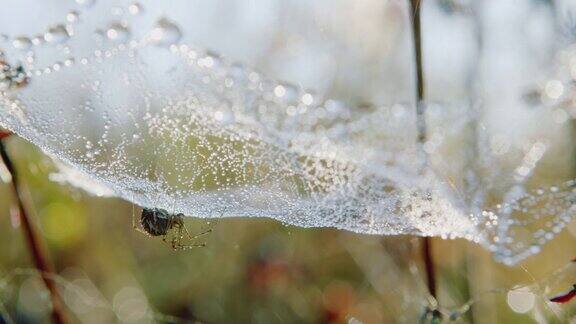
[189,228,213,240]
[174,215,213,241]
[160,235,183,251]
[169,235,206,250]
[181,223,212,241]
[171,239,206,250]
[163,223,185,250]
[134,227,151,237]
[177,221,186,240]
[167,220,209,250]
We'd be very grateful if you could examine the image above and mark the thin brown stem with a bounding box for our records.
[0,139,67,324]
[422,235,437,298]
[410,0,426,142]
[409,0,439,305]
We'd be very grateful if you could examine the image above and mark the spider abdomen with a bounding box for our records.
[140,208,172,236]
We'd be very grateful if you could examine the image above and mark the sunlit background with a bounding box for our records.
[1,0,576,323]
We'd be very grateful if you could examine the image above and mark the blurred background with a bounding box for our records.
[1,0,576,323]
[0,136,574,323]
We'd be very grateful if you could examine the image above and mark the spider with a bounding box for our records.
[133,207,211,250]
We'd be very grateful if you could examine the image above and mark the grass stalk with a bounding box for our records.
[408,0,439,306]
[0,138,67,324]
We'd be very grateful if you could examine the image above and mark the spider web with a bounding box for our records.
[0,0,574,265]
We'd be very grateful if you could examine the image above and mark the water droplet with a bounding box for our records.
[301,93,314,106]
[66,11,80,23]
[544,80,564,100]
[507,287,535,313]
[44,25,70,44]
[30,36,45,47]
[197,53,221,71]
[150,18,182,46]
[106,22,130,43]
[128,3,143,15]
[274,84,298,102]
[12,37,32,50]
[274,85,286,97]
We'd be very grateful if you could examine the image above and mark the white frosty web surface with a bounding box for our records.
[0,0,574,265]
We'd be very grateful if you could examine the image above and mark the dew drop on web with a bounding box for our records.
[12,36,32,50]
[44,25,70,44]
[105,22,130,43]
[150,18,181,47]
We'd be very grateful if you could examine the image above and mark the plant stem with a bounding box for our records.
[0,140,67,324]
[422,234,437,298]
[408,0,438,303]
[0,130,11,140]
[410,0,426,143]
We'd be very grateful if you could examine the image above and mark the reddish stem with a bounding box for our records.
[0,140,67,324]
[0,130,11,140]
[549,285,576,304]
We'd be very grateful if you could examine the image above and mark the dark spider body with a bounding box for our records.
[140,208,184,237]
[134,207,210,250]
